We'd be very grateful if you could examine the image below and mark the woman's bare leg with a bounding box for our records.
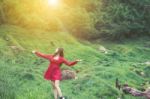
[51,81,58,99]
[55,80,63,97]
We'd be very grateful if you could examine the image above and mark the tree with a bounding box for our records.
[0,0,6,24]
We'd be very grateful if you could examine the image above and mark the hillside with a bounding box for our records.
[0,25,150,99]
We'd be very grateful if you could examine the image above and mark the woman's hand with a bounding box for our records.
[76,59,82,62]
[32,50,36,54]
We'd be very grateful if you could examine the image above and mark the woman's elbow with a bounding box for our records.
[65,63,72,66]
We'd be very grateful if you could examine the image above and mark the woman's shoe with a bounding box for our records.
[59,96,65,99]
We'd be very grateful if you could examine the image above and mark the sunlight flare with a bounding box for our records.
[48,0,59,7]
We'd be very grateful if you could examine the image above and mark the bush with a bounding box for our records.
[93,0,150,40]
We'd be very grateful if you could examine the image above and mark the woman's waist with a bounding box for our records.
[48,65,61,69]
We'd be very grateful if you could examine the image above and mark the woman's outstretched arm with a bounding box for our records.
[63,58,81,66]
[32,51,51,60]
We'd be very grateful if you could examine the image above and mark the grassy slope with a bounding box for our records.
[0,25,150,99]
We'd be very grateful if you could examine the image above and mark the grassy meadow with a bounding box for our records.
[0,25,150,99]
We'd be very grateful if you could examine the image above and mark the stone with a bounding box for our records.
[62,70,77,80]
[99,46,108,54]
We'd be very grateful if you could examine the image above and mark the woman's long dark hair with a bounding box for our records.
[53,48,64,57]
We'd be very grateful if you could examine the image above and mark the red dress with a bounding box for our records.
[35,52,78,81]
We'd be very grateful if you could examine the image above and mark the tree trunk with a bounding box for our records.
[0,1,6,24]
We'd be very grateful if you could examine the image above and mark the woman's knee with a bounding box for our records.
[51,81,56,89]
[52,85,56,89]
[54,83,59,88]
[54,81,60,88]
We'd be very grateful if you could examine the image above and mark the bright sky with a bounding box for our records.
[48,0,59,7]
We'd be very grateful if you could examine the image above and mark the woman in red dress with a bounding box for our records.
[32,48,81,99]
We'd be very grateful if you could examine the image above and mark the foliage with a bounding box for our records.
[93,0,150,40]
[0,0,149,39]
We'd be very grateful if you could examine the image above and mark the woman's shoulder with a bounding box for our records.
[60,56,65,60]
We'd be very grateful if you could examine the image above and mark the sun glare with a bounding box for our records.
[48,0,59,7]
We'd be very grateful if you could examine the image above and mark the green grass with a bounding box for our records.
[0,25,150,99]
